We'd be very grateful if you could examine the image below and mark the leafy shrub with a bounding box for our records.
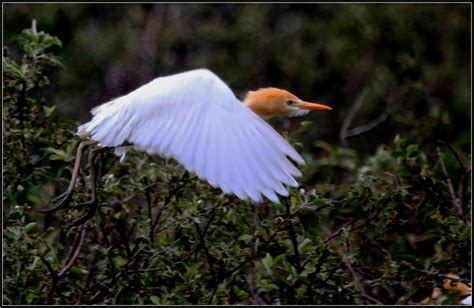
[3,21,470,305]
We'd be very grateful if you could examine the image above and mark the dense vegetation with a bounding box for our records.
[3,3,471,305]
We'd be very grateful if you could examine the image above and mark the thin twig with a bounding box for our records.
[198,223,219,305]
[126,268,163,273]
[63,227,83,267]
[85,254,141,303]
[324,217,358,244]
[58,222,88,278]
[195,213,289,304]
[124,222,137,258]
[437,140,466,171]
[284,198,302,272]
[345,111,391,138]
[193,221,218,304]
[208,284,219,305]
[460,167,471,217]
[143,176,154,241]
[39,255,58,304]
[339,88,369,147]
[337,246,383,305]
[106,254,119,285]
[203,204,220,236]
[437,140,471,216]
[194,221,216,278]
[149,171,189,238]
[436,147,462,216]
[339,87,394,147]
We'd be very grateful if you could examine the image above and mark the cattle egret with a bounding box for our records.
[40,69,331,224]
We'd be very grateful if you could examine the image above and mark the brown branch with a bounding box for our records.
[39,255,58,304]
[339,88,369,147]
[460,167,471,218]
[193,220,218,304]
[194,221,216,278]
[437,140,466,171]
[436,147,462,216]
[324,217,358,244]
[203,203,220,236]
[58,222,88,278]
[126,268,163,273]
[284,198,302,272]
[194,212,290,304]
[40,222,88,304]
[63,227,83,267]
[437,140,471,216]
[337,246,383,305]
[149,171,189,238]
[246,260,264,304]
[85,253,141,303]
[339,87,394,147]
[124,222,137,258]
[345,110,391,138]
[143,176,154,241]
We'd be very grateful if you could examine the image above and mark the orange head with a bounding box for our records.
[243,87,332,118]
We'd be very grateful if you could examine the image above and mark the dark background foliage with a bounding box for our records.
[3,3,471,305]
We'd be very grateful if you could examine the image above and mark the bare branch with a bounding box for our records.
[436,147,463,216]
[345,110,391,138]
[194,221,218,304]
[460,167,471,218]
[437,140,471,217]
[39,255,58,304]
[339,88,369,147]
[437,140,466,171]
[337,246,383,305]
[339,87,396,147]
[63,227,83,267]
[324,217,358,244]
[148,171,188,240]
[58,222,88,278]
[284,198,302,272]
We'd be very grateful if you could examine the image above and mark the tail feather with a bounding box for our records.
[77,95,134,148]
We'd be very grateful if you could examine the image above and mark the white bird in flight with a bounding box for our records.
[40,69,331,224]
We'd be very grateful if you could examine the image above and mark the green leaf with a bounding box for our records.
[23,222,37,233]
[238,234,252,241]
[262,253,274,272]
[150,296,162,305]
[44,54,64,67]
[10,33,33,43]
[43,105,56,117]
[40,34,63,48]
[259,283,279,291]
[46,148,66,156]
[70,266,89,275]
[297,238,313,253]
[3,62,24,79]
[185,261,202,282]
[113,256,128,267]
[406,144,419,156]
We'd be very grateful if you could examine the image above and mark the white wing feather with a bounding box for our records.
[77,69,305,203]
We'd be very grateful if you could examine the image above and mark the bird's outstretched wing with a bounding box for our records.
[77,69,305,203]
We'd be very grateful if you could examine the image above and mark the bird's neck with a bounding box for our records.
[243,94,276,118]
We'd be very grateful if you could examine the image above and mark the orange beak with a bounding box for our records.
[296,101,332,111]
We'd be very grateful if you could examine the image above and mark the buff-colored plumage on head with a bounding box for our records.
[244,87,332,118]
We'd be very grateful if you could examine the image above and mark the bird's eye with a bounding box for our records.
[286,100,295,106]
